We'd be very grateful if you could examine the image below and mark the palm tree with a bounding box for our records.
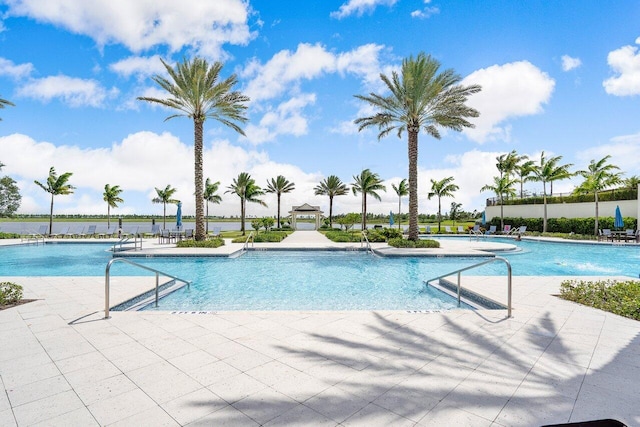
[480,175,516,231]
[573,155,623,235]
[152,185,179,229]
[530,151,573,232]
[391,178,408,230]
[515,158,536,198]
[355,53,481,240]
[265,175,295,229]
[138,57,249,241]
[624,175,640,190]
[203,178,222,234]
[226,172,267,236]
[351,169,386,230]
[103,184,124,229]
[34,167,75,235]
[314,175,349,228]
[427,176,459,233]
[450,202,462,227]
[0,97,14,120]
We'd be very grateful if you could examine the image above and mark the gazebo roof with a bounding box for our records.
[289,203,323,214]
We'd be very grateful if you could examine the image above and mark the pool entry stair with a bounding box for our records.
[104,257,191,318]
[424,257,512,317]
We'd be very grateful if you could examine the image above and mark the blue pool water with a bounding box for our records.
[0,239,638,311]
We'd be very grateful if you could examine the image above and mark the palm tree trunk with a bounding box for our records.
[437,197,442,233]
[240,198,245,235]
[362,193,367,230]
[398,196,401,230]
[499,195,504,231]
[194,119,205,241]
[49,193,54,236]
[277,194,281,229]
[408,129,419,240]
[542,182,548,233]
[594,191,599,235]
[107,205,111,229]
[329,196,333,228]
[163,203,167,229]
[206,201,209,234]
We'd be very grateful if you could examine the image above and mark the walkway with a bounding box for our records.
[0,234,638,425]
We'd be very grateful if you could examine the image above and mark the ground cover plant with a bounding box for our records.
[176,238,224,248]
[560,279,640,321]
[0,281,34,310]
[387,238,440,248]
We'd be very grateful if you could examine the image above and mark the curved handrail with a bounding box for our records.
[425,257,512,318]
[361,231,373,254]
[243,231,254,251]
[104,257,191,319]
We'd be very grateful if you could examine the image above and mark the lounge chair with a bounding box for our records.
[424,225,432,234]
[144,224,160,238]
[97,225,117,238]
[65,227,82,238]
[485,225,497,235]
[515,225,527,236]
[210,226,221,237]
[51,226,70,238]
[503,224,511,234]
[444,226,453,234]
[457,226,465,234]
[122,226,139,238]
[79,225,96,238]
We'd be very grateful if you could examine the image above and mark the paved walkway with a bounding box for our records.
[0,233,639,426]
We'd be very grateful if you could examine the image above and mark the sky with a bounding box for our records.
[0,0,639,219]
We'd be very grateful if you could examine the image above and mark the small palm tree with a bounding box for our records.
[351,169,386,230]
[391,178,408,230]
[203,178,222,234]
[152,185,179,229]
[530,151,573,232]
[103,184,124,229]
[515,158,536,198]
[265,175,295,229]
[226,172,267,235]
[0,96,14,121]
[355,53,481,240]
[481,175,516,231]
[450,202,462,227]
[314,175,349,228]
[624,175,640,190]
[427,177,459,233]
[573,155,623,235]
[138,57,249,241]
[34,167,75,235]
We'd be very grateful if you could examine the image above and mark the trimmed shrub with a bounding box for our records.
[176,238,225,248]
[325,230,361,242]
[0,282,23,305]
[0,232,20,239]
[488,216,637,235]
[388,238,440,248]
[560,279,640,321]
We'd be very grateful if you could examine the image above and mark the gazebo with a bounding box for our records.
[288,203,324,230]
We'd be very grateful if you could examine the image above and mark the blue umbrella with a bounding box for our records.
[614,205,623,229]
[176,202,182,229]
[481,211,486,225]
[389,211,394,226]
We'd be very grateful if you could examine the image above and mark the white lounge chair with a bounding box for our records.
[485,225,497,235]
[444,226,453,234]
[210,226,221,237]
[457,226,465,234]
[503,224,512,234]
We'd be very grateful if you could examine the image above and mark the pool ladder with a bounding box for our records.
[424,257,512,318]
[104,258,191,318]
[361,231,374,254]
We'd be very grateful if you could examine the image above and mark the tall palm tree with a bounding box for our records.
[314,175,349,228]
[34,167,75,235]
[355,53,481,240]
[624,175,640,190]
[515,158,536,198]
[573,155,623,235]
[226,172,267,235]
[152,185,179,229]
[203,178,222,234]
[391,178,408,230]
[265,175,295,229]
[103,184,124,229]
[138,57,249,241]
[480,175,516,231]
[0,97,14,121]
[427,176,459,233]
[351,169,386,230]
[530,151,573,232]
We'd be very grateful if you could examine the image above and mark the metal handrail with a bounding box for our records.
[361,231,373,254]
[22,232,45,245]
[111,235,142,252]
[104,258,191,319]
[425,257,512,318]
[243,231,254,251]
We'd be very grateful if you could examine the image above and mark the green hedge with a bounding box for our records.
[488,216,638,234]
[0,232,20,239]
[500,188,637,206]
[324,230,361,242]
[0,282,23,305]
[388,238,440,248]
[176,238,225,248]
[560,279,640,321]
[231,231,290,243]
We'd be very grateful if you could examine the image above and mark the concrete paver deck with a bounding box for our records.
[0,232,639,426]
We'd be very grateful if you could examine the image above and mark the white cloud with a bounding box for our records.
[16,75,118,107]
[330,0,398,19]
[242,42,386,102]
[0,57,34,79]
[109,55,167,80]
[603,38,640,96]
[561,54,582,71]
[575,131,640,176]
[243,93,317,145]
[3,0,253,58]
[461,61,555,143]
[410,6,440,19]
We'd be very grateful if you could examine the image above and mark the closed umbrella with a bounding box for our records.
[389,211,394,227]
[481,211,486,225]
[176,202,182,230]
[614,205,624,229]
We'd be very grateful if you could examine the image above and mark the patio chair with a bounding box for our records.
[623,229,635,242]
[424,225,432,234]
[183,229,194,240]
[79,225,96,238]
[599,228,612,242]
[444,226,453,234]
[503,224,511,234]
[97,225,117,238]
[515,225,527,236]
[457,226,465,234]
[211,226,221,237]
[485,225,497,235]
[159,229,171,244]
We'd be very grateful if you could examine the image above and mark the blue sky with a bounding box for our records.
[0,0,639,218]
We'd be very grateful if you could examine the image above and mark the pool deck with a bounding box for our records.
[1,232,639,426]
